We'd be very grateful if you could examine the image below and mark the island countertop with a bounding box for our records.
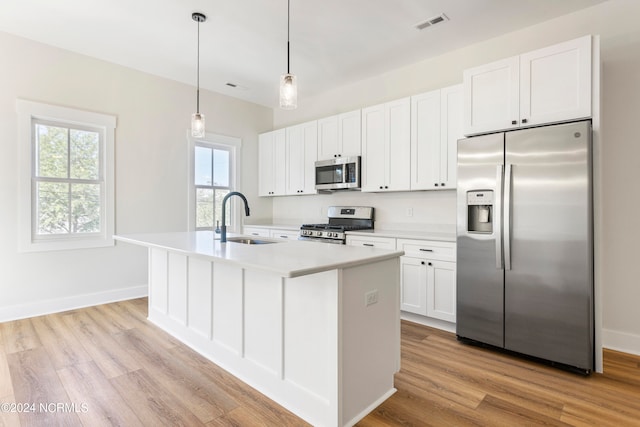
[115,231,404,278]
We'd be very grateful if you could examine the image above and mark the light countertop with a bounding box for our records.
[115,231,404,278]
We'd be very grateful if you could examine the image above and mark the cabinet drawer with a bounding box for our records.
[346,235,396,250]
[396,239,455,261]
[269,229,300,240]
[243,227,271,237]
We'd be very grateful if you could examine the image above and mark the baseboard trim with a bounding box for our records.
[602,328,640,357]
[0,284,148,322]
[400,312,456,333]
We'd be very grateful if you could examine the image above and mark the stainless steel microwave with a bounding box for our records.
[315,156,361,191]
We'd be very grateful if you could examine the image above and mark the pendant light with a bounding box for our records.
[279,0,297,109]
[191,12,206,138]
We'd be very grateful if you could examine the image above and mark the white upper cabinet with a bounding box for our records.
[361,97,410,192]
[520,36,592,127]
[286,120,317,195]
[410,84,462,191]
[258,129,286,196]
[317,110,361,160]
[463,35,592,136]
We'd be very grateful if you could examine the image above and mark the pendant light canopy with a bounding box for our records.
[191,12,206,138]
[279,0,297,109]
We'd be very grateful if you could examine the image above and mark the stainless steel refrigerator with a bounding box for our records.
[456,120,593,373]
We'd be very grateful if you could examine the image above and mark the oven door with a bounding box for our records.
[315,156,360,190]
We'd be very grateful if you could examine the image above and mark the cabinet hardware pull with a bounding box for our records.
[363,243,374,247]
[428,262,432,266]
[511,120,517,125]
[435,183,439,187]
[419,248,433,252]
[441,183,445,186]
[280,235,288,238]
[522,118,528,124]
[251,233,259,236]
[421,261,425,265]
[385,186,389,189]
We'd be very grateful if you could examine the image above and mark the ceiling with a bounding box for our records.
[0,0,606,109]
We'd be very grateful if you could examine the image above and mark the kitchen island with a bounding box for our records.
[115,231,403,427]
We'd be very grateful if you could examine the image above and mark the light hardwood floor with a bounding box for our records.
[1,298,639,426]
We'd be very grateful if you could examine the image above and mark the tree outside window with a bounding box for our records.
[34,121,103,237]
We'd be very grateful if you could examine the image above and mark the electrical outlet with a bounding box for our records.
[365,290,378,307]
[406,207,413,217]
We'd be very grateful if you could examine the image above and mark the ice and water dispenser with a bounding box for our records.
[467,190,493,234]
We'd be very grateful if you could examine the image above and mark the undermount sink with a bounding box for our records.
[226,237,278,245]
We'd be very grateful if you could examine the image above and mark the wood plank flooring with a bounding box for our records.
[1,298,639,426]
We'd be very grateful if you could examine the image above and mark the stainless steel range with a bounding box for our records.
[299,206,374,244]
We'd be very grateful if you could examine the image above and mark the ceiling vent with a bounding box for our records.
[415,13,449,31]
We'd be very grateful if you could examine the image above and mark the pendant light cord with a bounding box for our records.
[287,0,290,74]
[196,18,201,114]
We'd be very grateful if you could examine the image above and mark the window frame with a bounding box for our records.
[17,100,116,252]
[187,131,241,232]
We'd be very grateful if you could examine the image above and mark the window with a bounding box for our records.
[188,133,240,231]
[17,100,116,252]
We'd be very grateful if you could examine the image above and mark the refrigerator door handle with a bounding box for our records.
[495,165,504,270]
[504,164,512,270]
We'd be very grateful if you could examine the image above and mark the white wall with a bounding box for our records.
[0,31,272,319]
[272,0,640,355]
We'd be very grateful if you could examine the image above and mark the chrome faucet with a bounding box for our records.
[220,191,250,243]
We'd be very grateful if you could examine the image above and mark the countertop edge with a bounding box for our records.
[115,234,404,279]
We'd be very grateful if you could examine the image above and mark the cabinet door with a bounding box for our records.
[463,56,519,136]
[301,121,318,194]
[439,84,463,189]
[426,260,456,323]
[385,97,411,192]
[360,104,386,192]
[520,35,591,126]
[400,257,428,316]
[317,115,339,160]
[258,131,274,196]
[285,121,317,195]
[338,110,362,157]
[286,125,304,195]
[272,129,287,196]
[410,90,441,191]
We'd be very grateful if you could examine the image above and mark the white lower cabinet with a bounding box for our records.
[426,259,456,323]
[397,239,457,323]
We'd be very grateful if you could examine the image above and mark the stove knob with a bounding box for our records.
[317,232,323,237]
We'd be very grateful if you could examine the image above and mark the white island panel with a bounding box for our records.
[149,248,167,314]
[187,257,212,338]
[244,270,283,377]
[168,252,187,325]
[212,262,243,355]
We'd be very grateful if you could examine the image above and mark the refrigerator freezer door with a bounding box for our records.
[504,121,593,370]
[456,133,505,347]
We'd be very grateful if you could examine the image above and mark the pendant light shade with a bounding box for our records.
[279,0,297,109]
[191,12,206,138]
[279,73,297,110]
